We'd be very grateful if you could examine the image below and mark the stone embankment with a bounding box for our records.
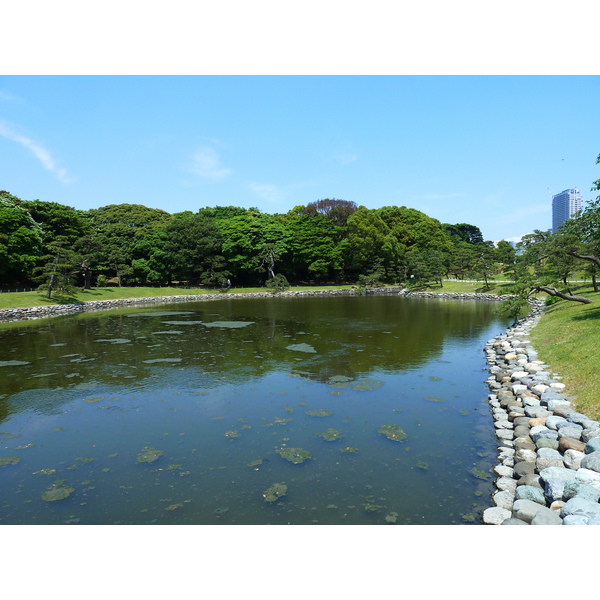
[482,301,600,525]
[0,286,504,323]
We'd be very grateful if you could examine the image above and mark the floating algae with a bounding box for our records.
[305,409,333,417]
[137,446,166,464]
[469,467,492,481]
[0,360,30,367]
[328,375,354,384]
[276,447,311,464]
[75,457,94,463]
[202,321,255,329]
[378,425,407,442]
[41,481,75,502]
[165,504,184,511]
[385,512,398,524]
[0,456,21,467]
[351,378,385,392]
[82,397,105,404]
[15,443,34,449]
[143,358,182,364]
[425,397,446,403]
[416,462,429,471]
[125,311,194,318]
[340,447,358,453]
[263,483,288,502]
[286,343,317,353]
[33,468,57,476]
[316,428,345,442]
[247,459,263,468]
[224,430,241,439]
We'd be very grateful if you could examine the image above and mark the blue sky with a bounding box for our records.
[1,75,598,243]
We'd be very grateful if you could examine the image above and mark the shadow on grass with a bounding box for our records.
[572,306,600,321]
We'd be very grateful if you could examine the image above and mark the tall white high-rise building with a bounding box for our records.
[552,188,582,232]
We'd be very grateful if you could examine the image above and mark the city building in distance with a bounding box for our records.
[552,188,582,232]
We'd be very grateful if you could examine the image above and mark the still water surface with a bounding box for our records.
[0,295,509,525]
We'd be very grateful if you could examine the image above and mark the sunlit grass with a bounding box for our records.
[529,290,600,421]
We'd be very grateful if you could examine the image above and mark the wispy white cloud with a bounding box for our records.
[247,182,285,204]
[190,146,232,181]
[0,120,74,183]
[332,152,358,165]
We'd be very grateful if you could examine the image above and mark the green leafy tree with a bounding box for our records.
[0,191,43,284]
[34,236,78,300]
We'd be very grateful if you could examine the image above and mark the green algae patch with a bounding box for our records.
[143,358,182,364]
[340,446,358,453]
[276,447,311,464]
[378,424,407,442]
[351,379,384,392]
[425,397,446,403]
[0,456,21,467]
[0,360,30,367]
[83,396,105,404]
[224,430,241,439]
[137,446,166,464]
[469,467,492,481]
[316,428,345,442]
[385,512,398,524]
[286,343,317,353]
[202,321,255,329]
[305,409,334,417]
[41,481,75,502]
[263,483,288,502]
[416,462,429,471]
[33,468,57,476]
[328,375,354,384]
[247,459,263,468]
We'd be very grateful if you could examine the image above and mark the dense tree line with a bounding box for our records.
[1,190,522,297]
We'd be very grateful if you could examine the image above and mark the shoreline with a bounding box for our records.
[482,302,600,524]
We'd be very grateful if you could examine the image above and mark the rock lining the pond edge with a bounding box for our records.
[482,298,600,526]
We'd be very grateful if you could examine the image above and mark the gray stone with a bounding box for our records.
[496,429,514,441]
[539,466,577,484]
[483,506,512,525]
[530,426,558,443]
[560,497,600,521]
[515,485,546,505]
[493,490,515,510]
[548,401,572,415]
[585,438,600,454]
[563,480,600,503]
[580,451,600,473]
[496,476,517,493]
[582,428,600,443]
[576,468,600,492]
[557,427,582,441]
[514,437,536,451]
[544,478,568,504]
[562,514,594,525]
[545,415,567,430]
[563,449,585,470]
[515,448,537,463]
[526,406,552,419]
[513,461,536,477]
[536,437,559,450]
[536,455,564,471]
[501,517,529,525]
[531,509,563,525]
[514,425,532,438]
[513,499,551,524]
[567,412,596,430]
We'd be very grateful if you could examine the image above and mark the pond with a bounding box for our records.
[0,294,509,525]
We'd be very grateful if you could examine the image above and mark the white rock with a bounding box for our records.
[576,468,600,492]
[493,490,515,510]
[483,506,512,525]
[563,449,585,470]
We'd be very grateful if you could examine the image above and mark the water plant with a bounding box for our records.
[305,409,333,417]
[137,446,165,464]
[41,480,75,502]
[263,483,288,502]
[378,424,407,442]
[316,428,345,442]
[276,447,311,464]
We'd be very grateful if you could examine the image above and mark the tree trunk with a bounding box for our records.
[534,285,593,304]
[567,251,600,269]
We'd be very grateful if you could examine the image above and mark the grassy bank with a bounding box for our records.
[529,290,600,421]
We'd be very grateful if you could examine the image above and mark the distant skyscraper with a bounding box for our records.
[552,188,582,232]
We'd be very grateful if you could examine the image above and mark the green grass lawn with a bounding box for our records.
[529,290,600,421]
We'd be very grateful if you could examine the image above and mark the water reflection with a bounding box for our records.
[0,295,508,524]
